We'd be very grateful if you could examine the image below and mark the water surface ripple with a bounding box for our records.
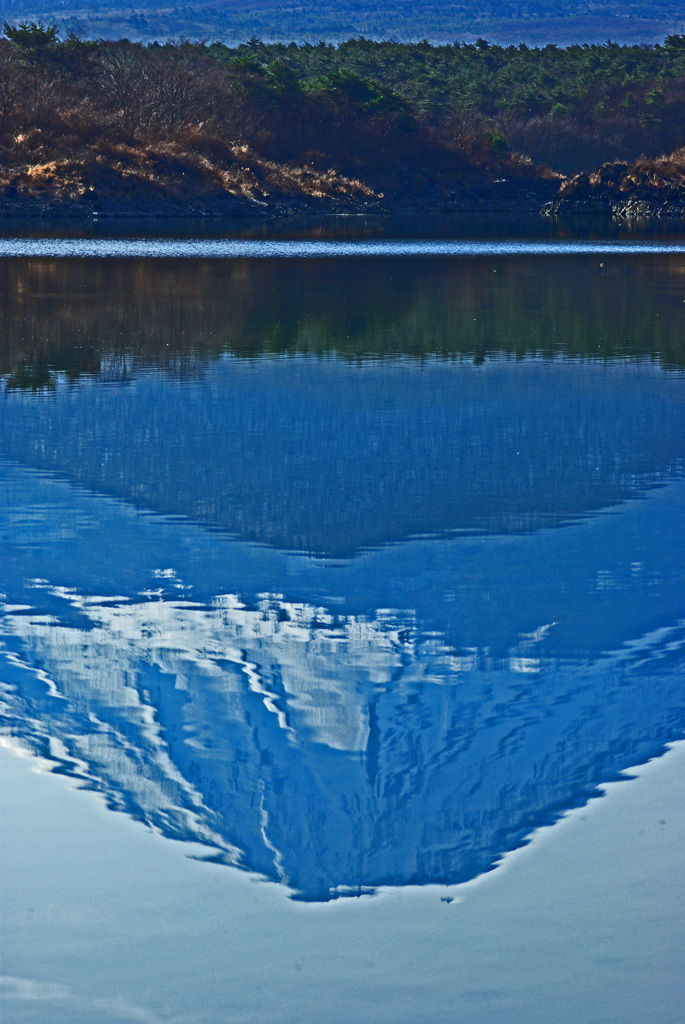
[1,237,685,258]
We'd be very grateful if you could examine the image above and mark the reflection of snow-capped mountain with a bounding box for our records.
[1,346,684,900]
[3,572,684,902]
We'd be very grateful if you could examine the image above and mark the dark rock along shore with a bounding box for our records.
[0,172,560,220]
[542,152,685,220]
[1,171,683,221]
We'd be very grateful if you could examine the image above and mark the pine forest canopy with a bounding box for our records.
[0,0,683,45]
[1,21,685,180]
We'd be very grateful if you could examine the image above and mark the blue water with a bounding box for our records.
[0,237,684,1021]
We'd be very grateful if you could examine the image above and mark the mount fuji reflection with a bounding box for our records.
[1,341,684,901]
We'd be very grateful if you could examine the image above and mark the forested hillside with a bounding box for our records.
[216,35,685,170]
[1,25,684,215]
[0,0,683,46]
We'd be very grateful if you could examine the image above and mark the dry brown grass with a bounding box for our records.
[3,131,378,206]
[558,146,685,201]
[629,147,685,188]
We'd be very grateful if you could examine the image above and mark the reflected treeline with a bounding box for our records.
[1,254,685,389]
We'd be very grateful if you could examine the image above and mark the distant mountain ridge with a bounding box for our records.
[1,0,684,44]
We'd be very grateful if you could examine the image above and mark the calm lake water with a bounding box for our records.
[1,224,684,1023]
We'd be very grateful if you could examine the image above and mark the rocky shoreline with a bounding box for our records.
[542,152,685,221]
[0,161,683,223]
[543,193,685,220]
[0,172,559,221]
